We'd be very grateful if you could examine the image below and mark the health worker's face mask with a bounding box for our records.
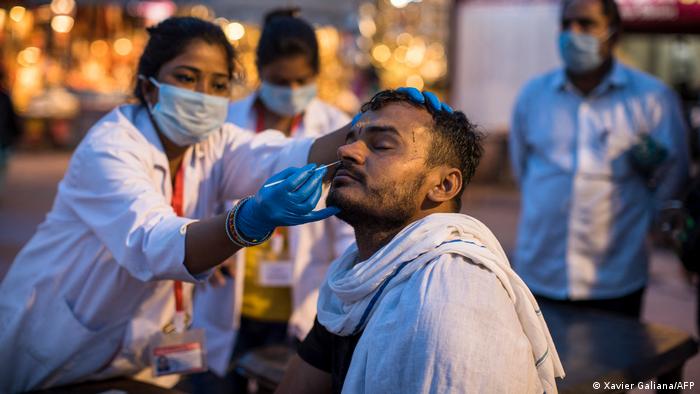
[259,81,317,116]
[145,77,229,147]
[558,31,609,74]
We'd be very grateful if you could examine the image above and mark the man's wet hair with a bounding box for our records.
[359,89,483,209]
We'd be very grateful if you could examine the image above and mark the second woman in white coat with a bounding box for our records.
[189,8,354,392]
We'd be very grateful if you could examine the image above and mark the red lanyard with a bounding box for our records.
[254,102,303,134]
[171,163,185,319]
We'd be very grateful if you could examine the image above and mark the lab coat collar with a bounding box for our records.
[607,61,628,87]
[132,105,159,147]
[131,104,170,170]
[551,69,566,90]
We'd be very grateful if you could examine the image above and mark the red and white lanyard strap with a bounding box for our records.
[171,162,186,333]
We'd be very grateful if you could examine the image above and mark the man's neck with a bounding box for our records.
[353,206,456,262]
[567,58,614,96]
[354,225,404,262]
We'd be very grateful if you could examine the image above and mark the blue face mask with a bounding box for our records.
[259,81,317,116]
[558,31,606,74]
[145,77,229,147]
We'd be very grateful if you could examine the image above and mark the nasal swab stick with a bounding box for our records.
[263,161,341,188]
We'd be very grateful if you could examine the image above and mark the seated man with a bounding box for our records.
[276,89,565,394]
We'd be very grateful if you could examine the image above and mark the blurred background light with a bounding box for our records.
[50,0,75,15]
[113,38,133,56]
[10,6,26,22]
[50,14,74,33]
[225,22,245,41]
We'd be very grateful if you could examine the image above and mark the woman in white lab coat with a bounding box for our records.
[187,10,355,391]
[230,9,355,343]
[0,17,347,392]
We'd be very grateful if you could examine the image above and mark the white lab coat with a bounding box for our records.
[0,104,313,392]
[192,94,354,375]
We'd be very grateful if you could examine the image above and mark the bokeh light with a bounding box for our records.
[50,0,76,15]
[10,6,26,22]
[372,44,391,63]
[406,74,424,90]
[90,40,109,57]
[51,14,74,33]
[113,38,133,56]
[17,47,41,67]
[225,22,245,41]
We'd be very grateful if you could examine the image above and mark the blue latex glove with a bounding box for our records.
[396,87,454,113]
[352,87,453,126]
[236,164,341,240]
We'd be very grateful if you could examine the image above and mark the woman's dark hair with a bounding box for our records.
[256,8,319,74]
[133,17,236,105]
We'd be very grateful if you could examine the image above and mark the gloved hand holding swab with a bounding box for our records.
[263,161,341,188]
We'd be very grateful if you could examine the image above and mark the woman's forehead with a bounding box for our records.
[161,40,229,76]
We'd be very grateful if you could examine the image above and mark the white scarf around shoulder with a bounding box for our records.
[317,213,565,393]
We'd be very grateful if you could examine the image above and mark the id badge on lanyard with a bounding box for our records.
[258,229,294,287]
[150,162,207,377]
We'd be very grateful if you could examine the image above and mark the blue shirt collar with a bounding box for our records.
[552,60,628,93]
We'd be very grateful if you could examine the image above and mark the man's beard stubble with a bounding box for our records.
[325,173,425,234]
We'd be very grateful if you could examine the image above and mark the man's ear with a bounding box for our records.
[426,167,462,204]
[603,26,619,58]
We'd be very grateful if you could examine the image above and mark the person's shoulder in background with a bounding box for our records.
[618,62,675,97]
[226,93,256,127]
[517,67,564,101]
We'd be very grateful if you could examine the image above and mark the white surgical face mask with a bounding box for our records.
[558,31,608,74]
[258,81,317,116]
[144,77,229,147]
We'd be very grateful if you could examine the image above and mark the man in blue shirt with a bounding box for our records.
[510,0,689,318]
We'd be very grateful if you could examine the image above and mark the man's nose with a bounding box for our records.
[337,140,367,165]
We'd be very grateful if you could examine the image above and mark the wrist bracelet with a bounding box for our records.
[224,206,246,248]
[224,196,272,247]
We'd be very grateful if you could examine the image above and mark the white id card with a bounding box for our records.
[259,260,293,286]
[150,328,207,376]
